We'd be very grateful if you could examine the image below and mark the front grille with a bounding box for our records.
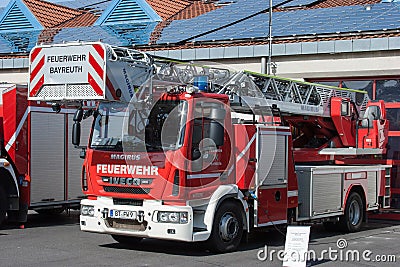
[105,218,147,231]
[103,186,150,194]
[113,198,143,206]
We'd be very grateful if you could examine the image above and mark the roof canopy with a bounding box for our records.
[0,0,399,55]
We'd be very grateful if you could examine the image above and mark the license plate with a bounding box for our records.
[109,210,137,220]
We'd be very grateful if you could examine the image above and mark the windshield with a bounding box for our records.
[90,100,188,152]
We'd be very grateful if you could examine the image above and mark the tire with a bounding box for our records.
[111,235,143,245]
[339,192,364,232]
[207,201,244,253]
[0,187,7,226]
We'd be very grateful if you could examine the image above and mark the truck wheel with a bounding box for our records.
[340,192,364,232]
[111,235,142,245]
[0,188,7,225]
[207,201,244,253]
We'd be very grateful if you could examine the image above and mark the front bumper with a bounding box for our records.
[80,197,194,242]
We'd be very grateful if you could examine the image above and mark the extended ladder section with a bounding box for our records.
[141,58,370,119]
[28,41,370,119]
[219,71,370,117]
[147,58,370,117]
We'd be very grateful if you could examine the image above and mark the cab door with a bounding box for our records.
[187,99,232,198]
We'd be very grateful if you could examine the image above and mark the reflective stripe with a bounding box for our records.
[288,190,298,198]
[187,173,222,179]
[227,164,234,176]
[257,220,287,227]
[237,134,256,161]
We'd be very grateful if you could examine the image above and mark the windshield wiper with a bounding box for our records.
[91,137,121,148]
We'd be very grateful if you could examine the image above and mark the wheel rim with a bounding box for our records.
[219,212,239,242]
[349,199,361,226]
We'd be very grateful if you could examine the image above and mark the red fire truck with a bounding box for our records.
[0,83,92,226]
[28,42,392,252]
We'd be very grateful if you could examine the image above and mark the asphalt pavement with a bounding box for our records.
[0,211,399,267]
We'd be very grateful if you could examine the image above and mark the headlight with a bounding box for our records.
[179,212,188,224]
[168,212,179,223]
[81,205,95,217]
[157,211,188,224]
[159,212,169,222]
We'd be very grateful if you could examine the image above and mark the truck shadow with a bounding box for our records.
[99,219,400,256]
[100,229,286,256]
[1,210,80,230]
[309,219,400,242]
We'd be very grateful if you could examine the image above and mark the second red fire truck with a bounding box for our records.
[0,83,93,226]
[28,42,392,252]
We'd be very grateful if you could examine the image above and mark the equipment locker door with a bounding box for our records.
[30,112,65,204]
[255,127,289,226]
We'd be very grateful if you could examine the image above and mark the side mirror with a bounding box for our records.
[72,108,83,146]
[72,122,81,146]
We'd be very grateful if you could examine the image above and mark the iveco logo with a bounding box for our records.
[102,177,141,186]
[101,177,153,186]
[110,154,141,160]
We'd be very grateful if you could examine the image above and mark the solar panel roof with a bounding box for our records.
[0,30,40,53]
[158,0,290,44]
[57,0,112,15]
[176,3,400,43]
[51,22,157,46]
[281,0,320,8]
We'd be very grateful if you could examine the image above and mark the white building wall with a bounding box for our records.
[207,50,400,80]
[148,37,400,81]
[1,47,400,84]
[0,70,29,84]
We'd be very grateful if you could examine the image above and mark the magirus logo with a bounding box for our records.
[110,154,141,160]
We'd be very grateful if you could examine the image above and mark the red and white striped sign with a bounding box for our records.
[28,43,107,100]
